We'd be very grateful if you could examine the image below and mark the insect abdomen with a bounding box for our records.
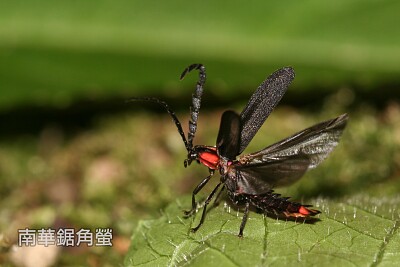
[247,191,320,218]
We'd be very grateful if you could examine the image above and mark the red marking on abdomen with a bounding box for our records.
[299,206,311,215]
[284,205,320,218]
[298,206,320,217]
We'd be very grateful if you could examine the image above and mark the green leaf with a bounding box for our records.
[125,196,400,266]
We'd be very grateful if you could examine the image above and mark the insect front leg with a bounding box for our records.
[191,182,222,233]
[184,169,215,216]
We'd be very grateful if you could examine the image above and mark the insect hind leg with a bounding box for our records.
[238,201,250,237]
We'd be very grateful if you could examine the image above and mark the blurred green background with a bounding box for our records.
[1,1,399,266]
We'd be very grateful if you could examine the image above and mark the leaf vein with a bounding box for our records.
[370,220,400,267]
[326,217,382,241]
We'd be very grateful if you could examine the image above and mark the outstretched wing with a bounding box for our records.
[226,154,310,195]
[230,114,348,195]
[239,67,295,154]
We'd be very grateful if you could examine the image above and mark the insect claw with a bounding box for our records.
[191,223,202,233]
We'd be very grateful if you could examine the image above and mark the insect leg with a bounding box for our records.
[238,201,250,237]
[184,169,215,216]
[213,185,225,207]
[191,182,222,233]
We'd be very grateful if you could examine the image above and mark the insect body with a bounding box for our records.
[130,64,348,237]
